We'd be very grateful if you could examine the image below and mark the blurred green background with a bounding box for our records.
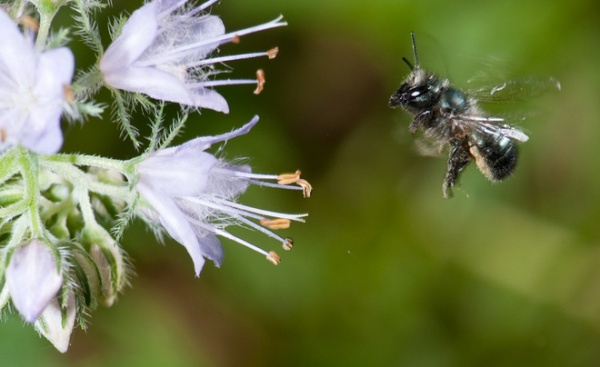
[2,0,600,365]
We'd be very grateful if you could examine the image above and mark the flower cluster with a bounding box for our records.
[100,0,284,113]
[0,0,309,353]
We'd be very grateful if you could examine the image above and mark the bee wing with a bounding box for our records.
[497,126,529,142]
[457,115,529,142]
[469,76,561,104]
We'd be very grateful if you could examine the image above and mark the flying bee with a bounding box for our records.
[389,33,559,198]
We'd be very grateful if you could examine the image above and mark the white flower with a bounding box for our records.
[0,10,74,154]
[100,0,286,113]
[135,116,311,276]
[5,240,63,323]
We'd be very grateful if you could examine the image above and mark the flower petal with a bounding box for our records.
[102,66,229,112]
[180,115,259,152]
[100,1,159,73]
[18,114,64,155]
[211,163,252,198]
[0,10,35,84]
[162,14,225,61]
[138,149,217,197]
[35,47,75,93]
[137,184,207,276]
[14,47,74,154]
[194,231,224,267]
[6,240,62,323]
[137,117,260,198]
[0,11,72,154]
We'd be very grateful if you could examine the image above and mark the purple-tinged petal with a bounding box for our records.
[180,115,259,152]
[134,115,312,273]
[35,47,75,93]
[19,114,64,155]
[15,47,74,155]
[0,10,35,84]
[138,149,217,197]
[152,14,225,61]
[100,1,283,111]
[137,116,259,197]
[137,184,206,276]
[195,231,224,267]
[0,10,73,154]
[100,1,159,73]
[102,66,229,112]
[6,240,62,323]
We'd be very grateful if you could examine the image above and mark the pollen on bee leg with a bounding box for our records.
[267,47,279,59]
[267,251,281,265]
[283,238,294,251]
[254,69,266,95]
[277,170,313,198]
[260,218,291,229]
[231,35,241,44]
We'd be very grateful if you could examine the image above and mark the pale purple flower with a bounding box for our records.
[5,240,62,323]
[135,116,311,276]
[100,0,286,113]
[0,10,74,154]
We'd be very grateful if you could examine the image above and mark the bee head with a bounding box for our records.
[389,32,442,110]
[389,70,441,110]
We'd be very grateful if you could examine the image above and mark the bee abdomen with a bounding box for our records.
[470,132,518,182]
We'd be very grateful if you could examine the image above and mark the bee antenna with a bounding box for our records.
[402,57,414,71]
[410,31,419,67]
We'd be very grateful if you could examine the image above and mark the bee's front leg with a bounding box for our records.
[409,110,433,133]
[442,138,472,199]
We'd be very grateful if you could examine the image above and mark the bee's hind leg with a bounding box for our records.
[442,138,472,199]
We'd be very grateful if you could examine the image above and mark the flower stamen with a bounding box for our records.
[150,16,286,61]
[254,69,265,95]
[188,216,272,258]
[260,218,291,229]
[188,48,278,68]
[278,171,313,198]
[159,0,193,17]
[296,179,313,198]
[267,251,281,265]
[283,238,294,250]
[217,168,313,197]
[191,78,259,88]
[210,197,307,222]
[277,170,301,184]
[181,194,302,261]
[179,0,219,17]
[267,47,279,59]
[235,215,291,246]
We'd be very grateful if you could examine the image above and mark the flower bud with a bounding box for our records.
[35,289,76,353]
[5,239,62,323]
